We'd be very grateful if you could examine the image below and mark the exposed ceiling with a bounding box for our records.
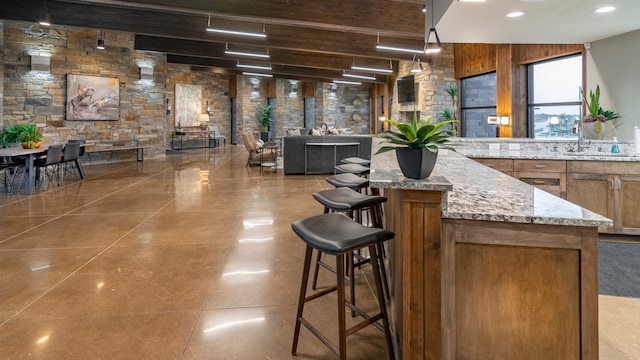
[1,0,639,82]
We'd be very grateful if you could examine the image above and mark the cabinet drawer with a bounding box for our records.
[513,159,566,173]
[473,158,514,173]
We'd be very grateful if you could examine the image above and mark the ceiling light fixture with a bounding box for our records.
[424,0,442,54]
[237,62,272,71]
[595,6,616,13]
[506,11,525,17]
[38,0,51,26]
[343,73,376,81]
[376,44,425,54]
[206,14,266,38]
[422,4,426,12]
[96,30,105,50]
[410,55,423,73]
[351,65,393,73]
[333,80,362,85]
[225,44,270,58]
[242,72,272,78]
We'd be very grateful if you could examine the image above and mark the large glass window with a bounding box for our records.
[528,55,582,138]
[460,72,497,137]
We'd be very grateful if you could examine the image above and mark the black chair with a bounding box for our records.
[67,140,86,179]
[35,144,63,188]
[61,142,81,181]
[291,213,395,360]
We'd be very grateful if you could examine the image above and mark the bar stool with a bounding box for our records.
[334,163,370,177]
[341,156,371,167]
[311,187,389,306]
[291,213,395,360]
[325,173,370,192]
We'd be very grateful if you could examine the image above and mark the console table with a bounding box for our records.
[171,131,210,150]
[304,142,359,175]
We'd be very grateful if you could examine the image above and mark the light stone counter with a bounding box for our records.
[370,143,613,228]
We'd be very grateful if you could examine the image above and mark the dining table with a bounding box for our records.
[0,144,86,195]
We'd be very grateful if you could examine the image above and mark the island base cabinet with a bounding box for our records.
[441,220,598,360]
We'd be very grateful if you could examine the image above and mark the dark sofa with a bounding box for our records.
[283,135,372,175]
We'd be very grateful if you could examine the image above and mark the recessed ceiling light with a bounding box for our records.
[506,11,525,18]
[595,6,616,13]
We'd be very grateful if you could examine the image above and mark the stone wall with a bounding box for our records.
[275,78,304,135]
[0,21,4,128]
[392,44,456,124]
[2,20,166,160]
[165,64,231,148]
[317,82,372,134]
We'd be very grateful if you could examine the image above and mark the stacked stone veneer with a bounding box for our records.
[392,44,456,124]
[2,20,166,161]
[317,83,372,134]
[165,64,231,147]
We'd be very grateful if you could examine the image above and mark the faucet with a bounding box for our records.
[572,120,591,152]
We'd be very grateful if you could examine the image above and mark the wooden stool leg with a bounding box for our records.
[311,250,322,290]
[292,245,314,355]
[336,253,347,360]
[368,245,394,360]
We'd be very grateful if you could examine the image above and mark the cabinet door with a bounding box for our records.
[567,173,613,233]
[615,175,640,235]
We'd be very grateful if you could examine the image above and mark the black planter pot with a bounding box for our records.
[260,131,270,142]
[395,148,438,180]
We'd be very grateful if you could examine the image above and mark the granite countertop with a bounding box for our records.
[369,143,612,228]
[458,149,640,161]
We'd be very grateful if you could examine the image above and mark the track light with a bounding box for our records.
[410,55,423,73]
[206,14,266,38]
[424,0,442,54]
[96,38,105,50]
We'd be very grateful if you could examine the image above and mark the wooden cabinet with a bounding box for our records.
[513,159,567,198]
[473,158,567,198]
[567,161,640,235]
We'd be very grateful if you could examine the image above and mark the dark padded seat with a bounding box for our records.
[341,156,371,166]
[325,173,369,190]
[312,187,386,212]
[292,213,394,255]
[334,163,370,176]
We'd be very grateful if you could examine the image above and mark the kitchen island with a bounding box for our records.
[370,147,612,360]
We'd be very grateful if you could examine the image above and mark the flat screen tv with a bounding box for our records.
[397,74,416,103]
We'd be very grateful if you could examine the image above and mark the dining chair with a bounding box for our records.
[61,142,81,181]
[209,125,226,147]
[35,144,63,189]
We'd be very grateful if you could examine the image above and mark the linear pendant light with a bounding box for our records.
[225,44,270,59]
[351,65,393,73]
[376,44,425,54]
[333,79,362,85]
[243,72,272,78]
[343,73,376,81]
[206,14,266,38]
[237,63,272,71]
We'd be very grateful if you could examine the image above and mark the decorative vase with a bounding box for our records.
[395,148,438,180]
[21,142,42,149]
[582,121,608,140]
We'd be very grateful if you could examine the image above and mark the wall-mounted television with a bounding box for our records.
[397,74,416,104]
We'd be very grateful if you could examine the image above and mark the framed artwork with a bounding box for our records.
[66,75,120,120]
[175,84,202,127]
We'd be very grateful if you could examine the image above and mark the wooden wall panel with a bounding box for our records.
[301,81,315,98]
[516,44,584,64]
[496,44,514,138]
[228,74,237,98]
[454,43,496,78]
[266,78,277,98]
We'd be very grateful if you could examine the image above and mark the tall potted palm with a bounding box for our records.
[376,109,456,179]
[259,104,273,142]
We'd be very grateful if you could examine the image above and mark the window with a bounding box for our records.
[460,72,497,137]
[528,54,582,138]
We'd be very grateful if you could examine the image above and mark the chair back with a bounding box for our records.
[68,139,86,156]
[210,125,220,137]
[242,132,257,153]
[45,145,63,166]
[63,142,81,162]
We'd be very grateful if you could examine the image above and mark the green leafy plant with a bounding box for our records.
[583,85,621,122]
[259,104,273,132]
[376,109,457,154]
[1,123,42,147]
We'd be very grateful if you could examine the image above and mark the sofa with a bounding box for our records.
[283,135,372,175]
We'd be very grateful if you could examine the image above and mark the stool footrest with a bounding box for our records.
[298,317,340,357]
[305,286,337,302]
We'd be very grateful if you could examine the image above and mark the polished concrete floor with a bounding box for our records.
[0,145,638,359]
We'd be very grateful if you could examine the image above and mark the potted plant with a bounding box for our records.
[376,109,456,179]
[1,123,43,149]
[440,85,458,136]
[174,121,184,135]
[259,104,273,142]
[582,85,621,139]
